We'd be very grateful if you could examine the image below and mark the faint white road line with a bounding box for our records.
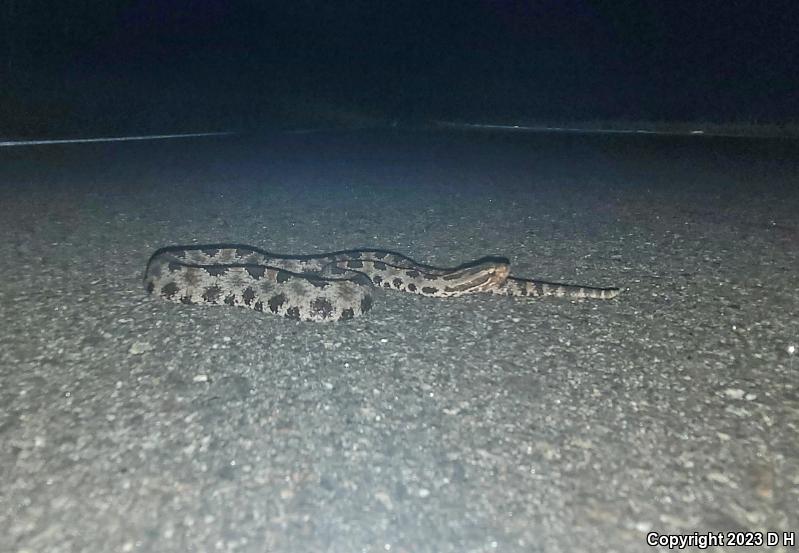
[433,120,707,136]
[0,131,237,147]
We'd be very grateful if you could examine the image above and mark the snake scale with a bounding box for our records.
[144,245,620,322]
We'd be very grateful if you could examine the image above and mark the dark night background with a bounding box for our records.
[3,1,799,137]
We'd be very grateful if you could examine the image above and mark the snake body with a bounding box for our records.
[144,245,619,322]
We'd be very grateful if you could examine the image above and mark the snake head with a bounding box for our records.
[441,258,510,295]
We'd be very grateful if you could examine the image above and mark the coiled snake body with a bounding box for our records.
[144,245,619,322]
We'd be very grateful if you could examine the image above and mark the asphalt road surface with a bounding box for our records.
[2,128,797,552]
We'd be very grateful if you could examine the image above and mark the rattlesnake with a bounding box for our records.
[144,245,620,322]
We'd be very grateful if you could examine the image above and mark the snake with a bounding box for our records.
[144,245,620,322]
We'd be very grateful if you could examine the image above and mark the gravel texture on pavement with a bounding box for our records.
[2,129,797,552]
